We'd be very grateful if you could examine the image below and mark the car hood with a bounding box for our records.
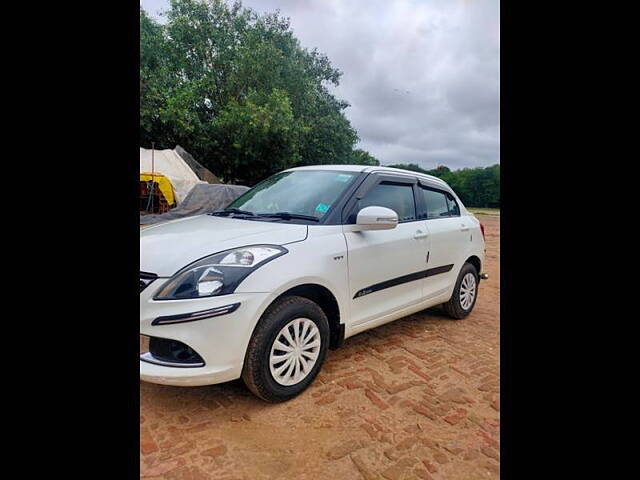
[140,215,308,277]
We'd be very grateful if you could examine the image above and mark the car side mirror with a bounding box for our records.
[353,206,399,231]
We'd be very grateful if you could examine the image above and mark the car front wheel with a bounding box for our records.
[442,262,479,319]
[242,296,329,402]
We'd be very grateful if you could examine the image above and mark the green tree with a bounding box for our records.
[346,149,380,166]
[140,0,368,185]
[211,89,299,184]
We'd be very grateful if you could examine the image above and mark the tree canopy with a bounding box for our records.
[140,0,380,185]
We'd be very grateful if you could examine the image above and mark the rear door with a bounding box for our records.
[417,183,469,298]
[343,174,430,327]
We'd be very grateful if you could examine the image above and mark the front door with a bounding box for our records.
[343,175,429,327]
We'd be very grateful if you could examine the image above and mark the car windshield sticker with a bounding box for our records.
[335,174,352,182]
[315,203,330,214]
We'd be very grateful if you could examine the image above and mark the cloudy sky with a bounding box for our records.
[140,0,499,170]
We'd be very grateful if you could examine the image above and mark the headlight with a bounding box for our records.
[154,245,287,300]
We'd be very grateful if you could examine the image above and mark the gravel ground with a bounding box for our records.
[140,215,500,480]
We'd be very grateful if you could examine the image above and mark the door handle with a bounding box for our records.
[460,224,469,232]
[414,230,429,239]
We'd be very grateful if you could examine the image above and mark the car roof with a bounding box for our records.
[286,164,448,187]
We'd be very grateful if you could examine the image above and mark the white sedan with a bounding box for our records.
[140,165,486,402]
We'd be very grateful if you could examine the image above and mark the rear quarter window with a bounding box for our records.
[422,188,450,219]
[446,193,460,216]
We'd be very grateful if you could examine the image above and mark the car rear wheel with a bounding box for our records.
[442,262,479,319]
[242,296,329,402]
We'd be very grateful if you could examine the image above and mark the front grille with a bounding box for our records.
[140,271,158,293]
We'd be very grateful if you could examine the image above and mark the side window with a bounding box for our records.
[358,181,417,222]
[446,193,460,216]
[421,188,450,219]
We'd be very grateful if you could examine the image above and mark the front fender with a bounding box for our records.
[234,226,350,325]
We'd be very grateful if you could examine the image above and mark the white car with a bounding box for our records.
[140,165,486,401]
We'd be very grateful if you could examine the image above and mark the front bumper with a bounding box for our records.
[140,282,274,387]
[140,357,241,387]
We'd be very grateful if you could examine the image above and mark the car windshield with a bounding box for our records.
[226,170,358,220]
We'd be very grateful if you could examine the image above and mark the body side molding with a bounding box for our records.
[353,264,454,299]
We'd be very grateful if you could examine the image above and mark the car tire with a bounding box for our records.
[241,295,330,402]
[442,262,479,319]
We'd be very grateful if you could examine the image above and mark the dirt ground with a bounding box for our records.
[140,215,500,480]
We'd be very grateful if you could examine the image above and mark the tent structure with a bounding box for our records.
[139,145,248,223]
[175,145,221,184]
[140,147,205,204]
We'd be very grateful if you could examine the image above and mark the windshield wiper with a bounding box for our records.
[257,212,320,222]
[210,208,256,217]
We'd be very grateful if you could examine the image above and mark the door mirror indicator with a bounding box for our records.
[352,206,399,231]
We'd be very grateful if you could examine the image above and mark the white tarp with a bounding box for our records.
[140,147,205,204]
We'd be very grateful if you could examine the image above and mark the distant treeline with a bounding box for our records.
[387,164,500,208]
